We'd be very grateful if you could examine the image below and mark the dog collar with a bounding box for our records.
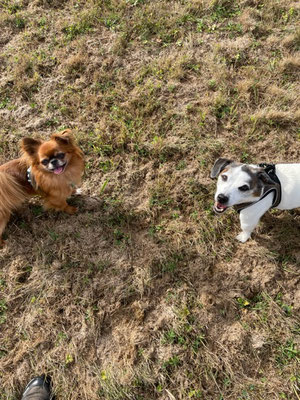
[26,166,37,189]
[26,166,32,184]
[234,163,282,213]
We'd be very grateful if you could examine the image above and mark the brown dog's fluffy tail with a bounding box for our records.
[0,172,28,213]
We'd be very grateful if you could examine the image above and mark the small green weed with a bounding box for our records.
[113,229,129,245]
[188,389,202,398]
[163,329,185,345]
[158,253,184,274]
[14,15,25,29]
[65,353,74,365]
[63,20,92,40]
[0,97,10,109]
[102,14,121,31]
[149,190,172,210]
[56,331,68,345]
[0,277,6,291]
[99,160,113,173]
[148,224,163,236]
[214,101,230,120]
[176,160,186,170]
[276,340,299,366]
[0,300,7,324]
[48,230,59,241]
[250,294,268,312]
[3,0,22,13]
[236,296,254,309]
[275,293,293,316]
[32,205,43,217]
[162,355,181,370]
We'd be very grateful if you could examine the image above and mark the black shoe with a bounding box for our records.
[21,374,53,400]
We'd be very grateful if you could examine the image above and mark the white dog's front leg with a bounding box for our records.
[236,193,274,243]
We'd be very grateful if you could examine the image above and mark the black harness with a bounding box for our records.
[234,163,282,213]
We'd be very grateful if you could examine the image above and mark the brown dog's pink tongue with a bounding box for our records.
[54,166,63,175]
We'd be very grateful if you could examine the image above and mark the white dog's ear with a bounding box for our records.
[257,170,274,185]
[210,158,233,179]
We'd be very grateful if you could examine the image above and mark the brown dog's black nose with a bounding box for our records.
[217,194,229,204]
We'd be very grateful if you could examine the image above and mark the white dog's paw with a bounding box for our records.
[236,232,251,243]
[75,188,82,195]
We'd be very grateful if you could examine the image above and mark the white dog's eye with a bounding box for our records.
[238,185,249,192]
[221,175,227,181]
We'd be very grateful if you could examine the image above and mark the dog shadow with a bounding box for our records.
[257,210,300,261]
[7,194,102,231]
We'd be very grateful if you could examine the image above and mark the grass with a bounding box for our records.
[0,0,299,399]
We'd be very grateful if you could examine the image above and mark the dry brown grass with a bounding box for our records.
[0,0,299,399]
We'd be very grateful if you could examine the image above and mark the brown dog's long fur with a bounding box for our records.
[0,130,84,244]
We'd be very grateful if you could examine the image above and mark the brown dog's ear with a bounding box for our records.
[210,158,233,179]
[21,137,42,156]
[51,129,73,145]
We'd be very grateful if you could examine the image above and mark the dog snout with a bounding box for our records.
[50,158,59,167]
[217,194,229,204]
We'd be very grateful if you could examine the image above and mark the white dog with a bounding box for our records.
[211,158,300,242]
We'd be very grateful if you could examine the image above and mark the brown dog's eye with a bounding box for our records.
[221,175,227,181]
[41,159,49,166]
[56,152,65,160]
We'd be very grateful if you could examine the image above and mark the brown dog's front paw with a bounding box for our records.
[65,205,78,215]
[72,188,82,195]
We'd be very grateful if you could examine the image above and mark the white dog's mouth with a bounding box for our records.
[213,201,228,214]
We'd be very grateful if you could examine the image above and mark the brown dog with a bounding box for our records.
[0,129,84,244]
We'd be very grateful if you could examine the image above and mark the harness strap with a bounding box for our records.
[234,163,282,213]
[26,167,37,189]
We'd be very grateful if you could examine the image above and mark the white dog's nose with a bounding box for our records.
[217,194,229,204]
